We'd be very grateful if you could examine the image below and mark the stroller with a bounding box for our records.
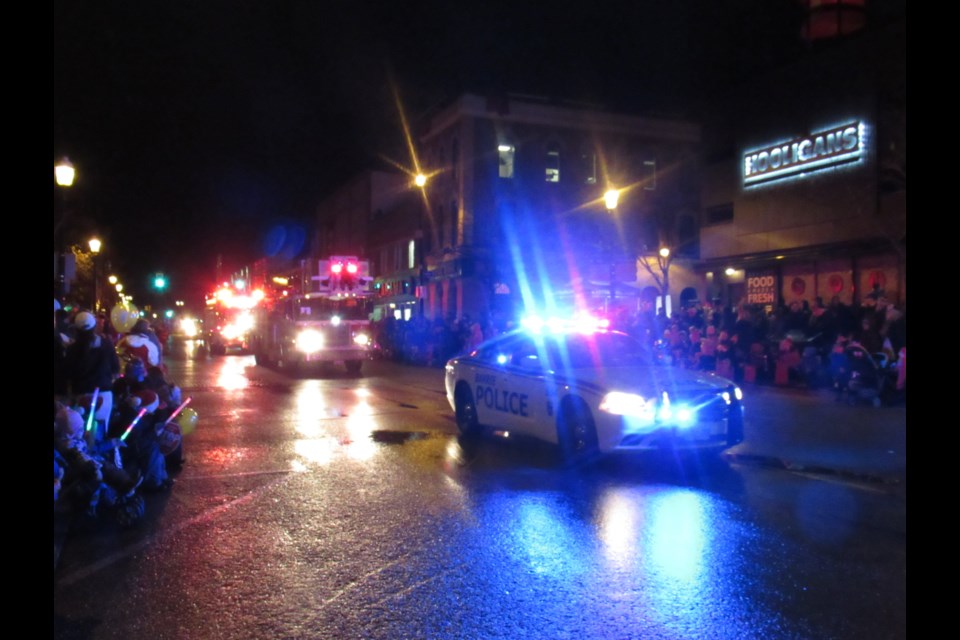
[836,343,890,407]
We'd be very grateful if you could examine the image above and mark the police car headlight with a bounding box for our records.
[296,329,324,354]
[353,333,370,346]
[600,392,656,419]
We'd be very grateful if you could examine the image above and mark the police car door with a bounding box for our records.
[467,338,526,430]
[502,336,555,442]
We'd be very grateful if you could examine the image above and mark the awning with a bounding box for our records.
[373,294,419,306]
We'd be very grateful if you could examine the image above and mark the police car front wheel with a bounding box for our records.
[455,384,481,436]
[558,398,599,464]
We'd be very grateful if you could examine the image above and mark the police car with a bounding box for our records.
[444,320,744,462]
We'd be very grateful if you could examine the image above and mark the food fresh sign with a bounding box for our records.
[746,272,776,305]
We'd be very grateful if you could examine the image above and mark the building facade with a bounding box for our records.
[396,93,701,325]
[697,17,905,311]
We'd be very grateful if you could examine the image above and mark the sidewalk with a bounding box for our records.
[723,382,906,487]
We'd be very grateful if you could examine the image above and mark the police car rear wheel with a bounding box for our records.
[455,385,481,436]
[558,398,598,463]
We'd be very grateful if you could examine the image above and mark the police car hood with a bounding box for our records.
[566,364,733,397]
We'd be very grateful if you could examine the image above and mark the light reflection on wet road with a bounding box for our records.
[54,349,905,640]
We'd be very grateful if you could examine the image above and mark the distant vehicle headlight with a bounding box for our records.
[353,333,370,346]
[181,318,198,338]
[722,387,744,404]
[296,329,324,354]
[600,392,656,420]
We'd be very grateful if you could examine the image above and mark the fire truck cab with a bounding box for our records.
[251,256,375,374]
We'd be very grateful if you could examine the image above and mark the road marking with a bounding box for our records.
[316,558,460,610]
[177,469,293,481]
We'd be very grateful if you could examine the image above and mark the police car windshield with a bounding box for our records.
[545,331,652,369]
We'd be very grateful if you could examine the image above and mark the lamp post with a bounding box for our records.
[54,158,77,299]
[604,188,620,305]
[414,172,432,319]
[88,237,102,313]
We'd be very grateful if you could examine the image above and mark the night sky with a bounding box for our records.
[55,0,843,301]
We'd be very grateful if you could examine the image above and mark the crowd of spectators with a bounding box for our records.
[370,292,906,395]
[54,301,186,532]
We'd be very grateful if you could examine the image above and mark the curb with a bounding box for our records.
[721,451,904,487]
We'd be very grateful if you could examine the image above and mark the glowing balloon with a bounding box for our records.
[110,303,140,333]
[176,407,199,436]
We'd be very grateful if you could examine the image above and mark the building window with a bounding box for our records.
[452,139,459,182]
[582,152,597,184]
[450,200,458,247]
[498,144,515,179]
[408,240,416,270]
[545,143,560,182]
[438,204,447,249]
[643,159,657,190]
[705,204,734,225]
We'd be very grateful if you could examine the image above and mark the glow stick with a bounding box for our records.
[162,397,193,427]
[85,388,100,432]
[120,408,148,442]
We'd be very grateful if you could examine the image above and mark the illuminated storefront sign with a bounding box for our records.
[743,121,865,187]
[745,271,776,305]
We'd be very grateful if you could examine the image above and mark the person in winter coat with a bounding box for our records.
[64,311,120,441]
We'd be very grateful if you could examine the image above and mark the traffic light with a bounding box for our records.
[154,273,167,291]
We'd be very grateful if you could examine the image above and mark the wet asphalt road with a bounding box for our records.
[54,344,906,640]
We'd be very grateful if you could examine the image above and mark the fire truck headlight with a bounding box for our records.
[353,333,370,346]
[296,329,324,354]
[222,323,242,340]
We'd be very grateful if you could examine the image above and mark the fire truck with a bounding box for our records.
[203,283,264,355]
[250,256,375,374]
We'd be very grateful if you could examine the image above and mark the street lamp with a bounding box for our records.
[414,173,427,188]
[88,237,102,313]
[55,157,75,187]
[604,189,620,211]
